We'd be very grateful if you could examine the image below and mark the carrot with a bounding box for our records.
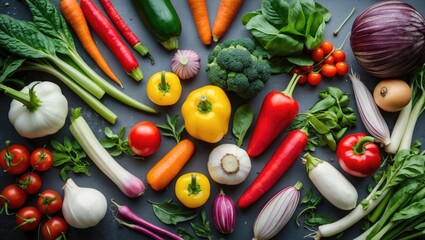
[187,0,211,46]
[59,0,122,87]
[80,0,143,81]
[99,0,154,64]
[146,139,195,191]
[211,0,244,42]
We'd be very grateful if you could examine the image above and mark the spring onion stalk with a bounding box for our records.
[348,71,391,146]
[314,146,425,239]
[385,64,425,153]
[70,108,145,198]
[21,60,117,124]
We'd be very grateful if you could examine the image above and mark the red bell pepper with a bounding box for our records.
[336,133,381,177]
[238,129,308,208]
[247,74,301,157]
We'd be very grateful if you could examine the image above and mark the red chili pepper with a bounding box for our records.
[238,129,308,208]
[99,0,154,64]
[247,74,301,157]
[80,0,143,81]
[336,133,381,177]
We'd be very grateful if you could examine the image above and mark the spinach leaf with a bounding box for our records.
[262,0,289,28]
[0,57,25,83]
[232,104,254,147]
[190,210,214,240]
[149,199,198,225]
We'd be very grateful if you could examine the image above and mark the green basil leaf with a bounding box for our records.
[265,32,304,56]
[262,0,289,28]
[149,199,198,225]
[315,2,332,22]
[308,96,336,113]
[287,54,314,67]
[232,104,254,147]
[305,12,325,50]
[178,227,195,240]
[308,114,330,134]
[241,10,261,26]
[288,0,306,34]
[245,15,280,50]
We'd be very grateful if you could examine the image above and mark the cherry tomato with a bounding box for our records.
[298,74,308,85]
[320,40,334,54]
[332,49,346,62]
[324,55,335,65]
[300,65,313,72]
[30,147,54,172]
[128,121,162,157]
[321,64,338,78]
[37,189,62,215]
[15,206,42,231]
[0,141,30,175]
[18,172,42,195]
[336,62,349,76]
[41,216,68,240]
[0,184,27,210]
[307,72,322,86]
[311,48,325,62]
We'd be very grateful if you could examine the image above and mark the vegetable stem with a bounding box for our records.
[333,6,355,36]
[0,84,39,111]
[282,74,300,97]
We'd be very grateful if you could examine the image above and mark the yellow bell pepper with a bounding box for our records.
[181,85,231,143]
[146,71,182,106]
[175,172,210,208]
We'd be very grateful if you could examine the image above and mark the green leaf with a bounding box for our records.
[262,0,289,28]
[190,210,213,240]
[0,56,25,83]
[232,104,254,147]
[157,114,185,144]
[178,227,195,240]
[149,199,198,225]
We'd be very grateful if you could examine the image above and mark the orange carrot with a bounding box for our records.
[212,0,244,42]
[187,0,211,46]
[146,139,195,191]
[59,0,122,87]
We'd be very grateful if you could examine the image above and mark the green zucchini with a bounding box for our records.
[133,0,181,51]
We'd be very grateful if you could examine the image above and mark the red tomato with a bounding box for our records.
[321,64,337,78]
[41,216,68,240]
[30,148,54,171]
[15,206,42,231]
[37,189,63,215]
[298,74,308,85]
[128,121,161,157]
[307,72,322,86]
[0,142,30,175]
[336,62,349,76]
[300,65,313,72]
[320,40,334,54]
[0,184,27,210]
[18,172,42,195]
[332,49,346,62]
[311,48,325,62]
[324,55,335,65]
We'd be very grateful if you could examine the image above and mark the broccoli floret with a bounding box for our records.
[206,38,272,99]
[216,46,252,72]
[206,61,228,89]
[227,72,249,94]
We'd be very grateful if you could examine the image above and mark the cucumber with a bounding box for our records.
[133,0,181,51]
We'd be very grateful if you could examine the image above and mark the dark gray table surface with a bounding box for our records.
[0,0,424,239]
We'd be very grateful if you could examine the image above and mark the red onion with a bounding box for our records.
[350,0,425,78]
[212,189,236,234]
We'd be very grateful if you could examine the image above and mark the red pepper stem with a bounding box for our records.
[353,136,375,155]
[282,74,301,97]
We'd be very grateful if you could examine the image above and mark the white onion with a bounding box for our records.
[350,0,425,78]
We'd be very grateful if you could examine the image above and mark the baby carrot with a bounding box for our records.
[212,0,244,42]
[147,139,195,191]
[80,0,143,81]
[99,0,154,64]
[187,0,212,46]
[59,0,122,87]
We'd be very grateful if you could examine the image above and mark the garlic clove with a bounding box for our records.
[171,49,201,80]
[62,178,107,229]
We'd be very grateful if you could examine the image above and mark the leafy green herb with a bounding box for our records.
[190,210,214,240]
[291,86,356,151]
[242,0,331,73]
[100,127,136,158]
[148,199,197,225]
[232,104,254,147]
[157,114,185,144]
[50,137,91,181]
[296,188,333,227]
[178,228,195,240]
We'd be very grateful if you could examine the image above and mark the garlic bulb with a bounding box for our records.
[208,144,251,185]
[62,178,107,229]
[171,49,201,80]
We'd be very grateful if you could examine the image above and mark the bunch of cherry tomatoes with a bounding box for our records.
[291,40,349,86]
[0,141,67,240]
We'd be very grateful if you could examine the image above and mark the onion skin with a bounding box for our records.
[212,189,236,235]
[350,0,425,78]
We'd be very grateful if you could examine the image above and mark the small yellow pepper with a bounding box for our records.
[146,71,182,106]
[181,85,231,143]
[175,172,210,208]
